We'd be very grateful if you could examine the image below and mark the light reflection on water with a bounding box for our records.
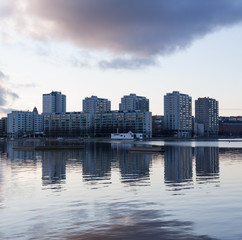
[0,140,242,239]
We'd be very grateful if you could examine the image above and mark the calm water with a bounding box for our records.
[0,139,242,239]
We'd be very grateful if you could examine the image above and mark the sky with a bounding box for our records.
[0,0,242,117]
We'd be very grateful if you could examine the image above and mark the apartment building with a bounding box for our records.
[43,91,66,114]
[164,91,192,137]
[195,97,219,137]
[7,110,43,138]
[83,96,111,114]
[119,94,149,112]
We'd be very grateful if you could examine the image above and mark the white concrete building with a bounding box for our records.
[83,96,111,114]
[43,91,66,114]
[164,91,192,137]
[119,93,149,112]
[7,110,43,138]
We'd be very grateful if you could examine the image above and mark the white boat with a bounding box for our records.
[111,131,134,140]
[135,133,143,139]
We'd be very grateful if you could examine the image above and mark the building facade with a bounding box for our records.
[43,91,66,114]
[83,96,111,114]
[7,110,43,138]
[195,97,219,137]
[219,116,242,136]
[43,112,92,137]
[152,115,165,137]
[0,117,7,137]
[94,111,152,138]
[164,91,192,137]
[119,94,149,112]
[43,111,152,138]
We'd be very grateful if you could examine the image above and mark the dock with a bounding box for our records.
[13,146,35,151]
[13,145,84,151]
[129,146,164,153]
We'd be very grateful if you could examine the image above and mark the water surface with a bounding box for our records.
[0,140,242,239]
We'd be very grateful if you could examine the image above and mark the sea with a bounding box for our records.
[0,139,242,239]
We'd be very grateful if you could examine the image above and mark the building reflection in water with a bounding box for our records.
[0,141,7,154]
[0,141,7,202]
[0,161,2,204]
[5,141,42,162]
[119,152,152,184]
[42,151,66,186]
[111,143,152,185]
[82,142,112,183]
[10,151,40,162]
[164,146,193,187]
[195,147,219,182]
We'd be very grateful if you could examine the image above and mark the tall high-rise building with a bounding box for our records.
[119,94,149,112]
[164,91,192,137]
[42,91,66,114]
[83,96,111,113]
[195,97,219,137]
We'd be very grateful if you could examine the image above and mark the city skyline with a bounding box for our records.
[1,1,242,117]
[4,90,222,117]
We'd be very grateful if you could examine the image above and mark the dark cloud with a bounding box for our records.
[0,71,7,80]
[0,70,19,107]
[0,107,17,114]
[23,0,242,58]
[2,1,242,69]
[0,1,15,18]
[11,82,37,89]
[0,85,18,107]
[99,57,157,70]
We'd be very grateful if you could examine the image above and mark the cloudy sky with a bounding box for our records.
[0,0,242,117]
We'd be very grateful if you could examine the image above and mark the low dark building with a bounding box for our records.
[0,117,7,138]
[219,116,242,136]
[152,115,164,137]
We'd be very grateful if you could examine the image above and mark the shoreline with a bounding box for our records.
[3,136,242,143]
